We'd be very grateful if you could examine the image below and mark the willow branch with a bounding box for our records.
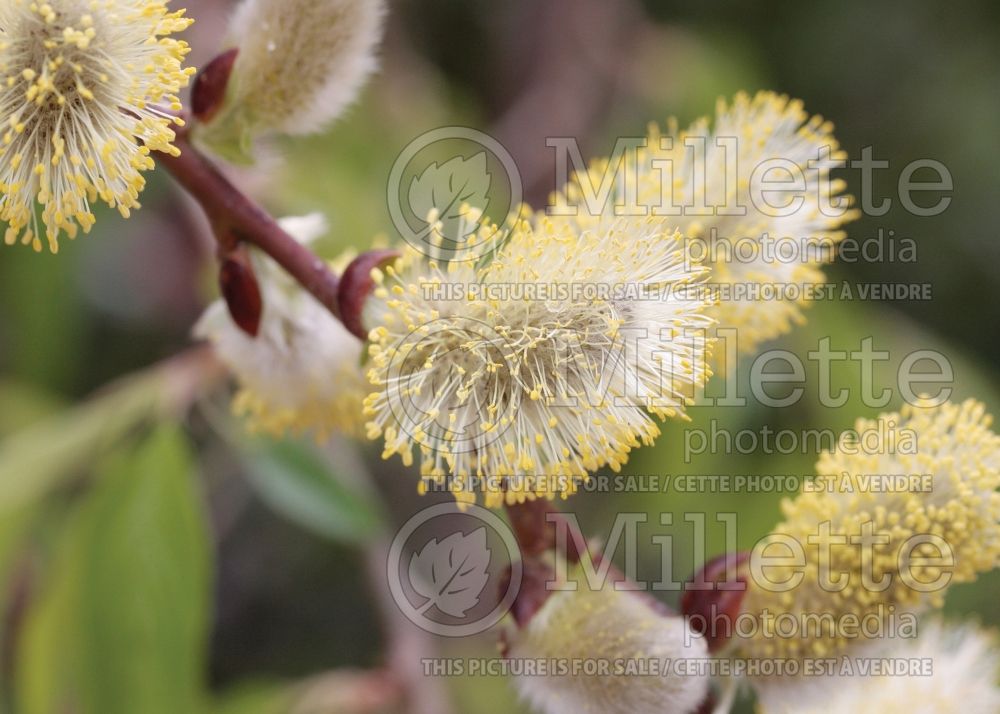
[505,499,586,561]
[365,541,455,714]
[154,131,342,319]
[505,499,675,617]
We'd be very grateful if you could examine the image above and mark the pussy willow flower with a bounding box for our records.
[507,574,709,714]
[0,0,194,252]
[198,0,384,155]
[752,619,1000,714]
[362,211,713,507]
[547,91,859,356]
[738,398,1000,661]
[195,215,367,440]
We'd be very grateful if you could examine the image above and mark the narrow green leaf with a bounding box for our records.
[241,438,385,545]
[0,370,166,516]
[15,503,92,714]
[0,503,45,714]
[0,380,64,436]
[15,425,212,714]
[193,113,257,166]
[78,425,211,714]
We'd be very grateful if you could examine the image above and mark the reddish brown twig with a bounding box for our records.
[680,551,750,652]
[155,130,342,319]
[503,499,675,625]
[337,248,401,340]
[505,499,585,561]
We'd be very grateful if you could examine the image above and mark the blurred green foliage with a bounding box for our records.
[239,437,387,546]
[16,426,209,714]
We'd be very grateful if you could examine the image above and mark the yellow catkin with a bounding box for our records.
[363,206,714,507]
[739,399,1000,661]
[508,574,709,714]
[547,91,860,357]
[0,0,194,252]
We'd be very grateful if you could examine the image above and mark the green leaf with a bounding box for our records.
[15,425,212,714]
[0,380,65,436]
[14,506,89,714]
[0,505,41,713]
[240,438,385,545]
[0,369,167,517]
[194,113,257,166]
[0,508,33,594]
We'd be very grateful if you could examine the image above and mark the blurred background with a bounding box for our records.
[0,0,997,712]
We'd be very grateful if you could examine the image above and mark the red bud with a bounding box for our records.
[680,551,749,652]
[337,249,400,340]
[219,246,263,337]
[192,48,239,123]
[505,499,588,562]
[693,690,718,714]
[504,559,555,629]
